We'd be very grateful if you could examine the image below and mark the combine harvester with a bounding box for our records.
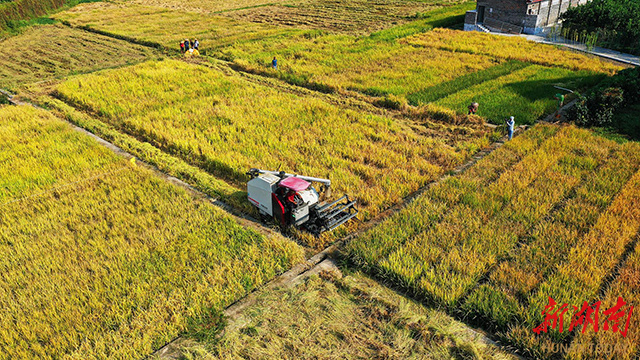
[246,169,358,235]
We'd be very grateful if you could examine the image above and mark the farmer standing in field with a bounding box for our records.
[180,41,185,53]
[193,38,200,50]
[185,39,191,51]
[506,116,515,141]
[272,57,278,70]
[468,102,479,115]
[554,92,565,119]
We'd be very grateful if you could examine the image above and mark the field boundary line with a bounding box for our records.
[337,125,529,247]
[58,20,172,53]
[596,227,640,300]
[1,90,281,238]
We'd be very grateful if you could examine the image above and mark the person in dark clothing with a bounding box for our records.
[184,39,191,51]
[272,57,278,70]
[468,102,479,115]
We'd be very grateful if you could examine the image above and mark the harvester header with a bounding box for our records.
[246,168,358,235]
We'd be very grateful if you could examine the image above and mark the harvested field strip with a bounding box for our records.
[403,28,621,73]
[54,2,294,52]
[379,126,601,307]
[347,125,560,269]
[0,24,157,90]
[54,59,492,225]
[432,64,603,124]
[0,105,303,359]
[131,0,293,14]
[223,0,468,35]
[0,0,63,32]
[462,139,640,329]
[568,241,640,360]
[182,269,518,359]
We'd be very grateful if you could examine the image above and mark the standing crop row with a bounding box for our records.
[379,126,604,307]
[568,243,640,360]
[347,125,560,271]
[348,124,640,357]
[463,139,640,329]
[0,105,303,359]
[513,168,640,357]
[54,59,491,222]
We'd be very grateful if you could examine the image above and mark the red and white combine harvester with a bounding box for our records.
[246,168,358,235]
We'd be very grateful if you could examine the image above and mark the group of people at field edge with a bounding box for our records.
[468,101,515,141]
[180,38,200,57]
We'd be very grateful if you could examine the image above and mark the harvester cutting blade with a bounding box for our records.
[313,195,358,233]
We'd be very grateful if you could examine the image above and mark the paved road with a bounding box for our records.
[523,34,640,67]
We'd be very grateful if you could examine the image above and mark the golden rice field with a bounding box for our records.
[402,28,621,73]
[347,124,640,358]
[0,105,302,359]
[130,0,292,14]
[223,0,467,34]
[3,1,639,358]
[54,2,293,53]
[222,29,614,124]
[53,59,493,225]
[52,1,619,124]
[0,23,157,91]
[179,270,517,359]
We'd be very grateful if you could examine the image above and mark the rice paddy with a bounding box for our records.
[0,23,158,91]
[2,0,638,358]
[176,268,518,360]
[52,1,618,124]
[52,59,493,227]
[347,124,640,358]
[0,105,302,359]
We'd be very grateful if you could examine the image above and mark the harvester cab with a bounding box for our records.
[246,168,358,235]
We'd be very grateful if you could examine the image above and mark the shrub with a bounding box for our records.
[569,67,640,131]
[571,87,624,127]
